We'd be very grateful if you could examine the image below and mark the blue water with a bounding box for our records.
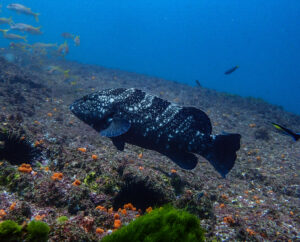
[1,0,299,114]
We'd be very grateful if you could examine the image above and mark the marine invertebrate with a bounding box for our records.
[246,228,256,236]
[123,203,136,210]
[91,154,98,160]
[0,220,22,242]
[34,140,43,147]
[9,202,16,211]
[18,163,32,173]
[0,129,39,165]
[0,210,7,219]
[223,216,235,226]
[80,216,94,233]
[146,207,152,213]
[219,203,225,209]
[95,206,107,212]
[51,172,63,181]
[72,179,81,186]
[26,220,50,242]
[96,227,104,234]
[114,219,121,229]
[102,205,205,242]
[77,147,86,152]
[34,214,45,221]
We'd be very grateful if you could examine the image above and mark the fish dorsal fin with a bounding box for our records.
[100,118,131,137]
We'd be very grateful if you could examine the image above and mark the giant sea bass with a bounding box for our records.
[70,88,241,177]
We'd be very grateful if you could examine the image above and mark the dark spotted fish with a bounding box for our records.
[70,88,241,177]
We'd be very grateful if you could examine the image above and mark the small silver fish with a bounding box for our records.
[7,4,40,22]
[10,23,42,35]
[0,17,13,25]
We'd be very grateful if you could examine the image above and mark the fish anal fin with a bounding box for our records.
[111,137,125,151]
[165,151,198,170]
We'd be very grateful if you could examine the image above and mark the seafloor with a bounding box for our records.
[0,48,299,241]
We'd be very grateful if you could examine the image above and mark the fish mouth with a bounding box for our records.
[69,103,78,115]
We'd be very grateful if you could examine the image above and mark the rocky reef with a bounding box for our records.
[0,50,299,241]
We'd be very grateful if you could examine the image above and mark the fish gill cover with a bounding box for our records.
[0,1,299,241]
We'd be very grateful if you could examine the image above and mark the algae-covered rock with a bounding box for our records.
[102,205,205,242]
[26,220,50,242]
[0,220,22,242]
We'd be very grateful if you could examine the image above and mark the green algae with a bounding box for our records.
[84,171,99,192]
[26,220,50,242]
[102,205,205,242]
[0,220,22,242]
[56,216,68,224]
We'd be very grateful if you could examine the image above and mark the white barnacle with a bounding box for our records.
[109,98,114,103]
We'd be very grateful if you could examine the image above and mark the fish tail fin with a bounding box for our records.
[290,132,300,141]
[35,13,40,22]
[204,134,241,178]
[0,29,9,34]
[272,122,299,141]
[64,69,70,78]
[9,17,14,25]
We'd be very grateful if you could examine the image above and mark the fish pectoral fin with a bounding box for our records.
[111,137,125,151]
[100,118,131,137]
[165,151,198,170]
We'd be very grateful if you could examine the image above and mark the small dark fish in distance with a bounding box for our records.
[70,88,241,178]
[195,80,201,87]
[272,123,300,141]
[224,65,239,75]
